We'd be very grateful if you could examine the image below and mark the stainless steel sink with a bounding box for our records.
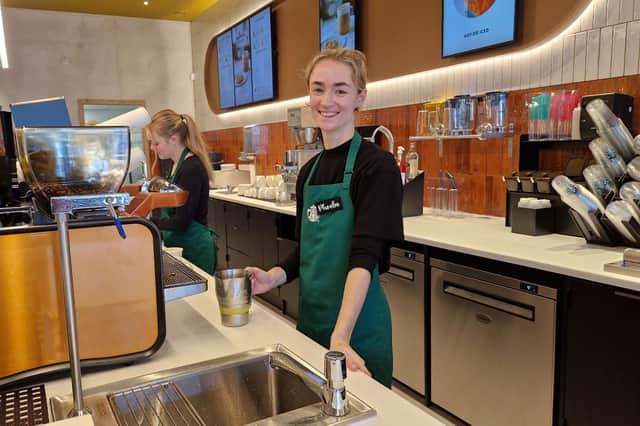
[50,344,376,425]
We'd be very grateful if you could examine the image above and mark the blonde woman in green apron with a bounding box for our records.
[247,49,403,387]
[148,109,215,274]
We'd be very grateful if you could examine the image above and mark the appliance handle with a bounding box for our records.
[387,265,414,281]
[613,290,640,301]
[444,283,535,321]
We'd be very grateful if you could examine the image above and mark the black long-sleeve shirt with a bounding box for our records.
[151,155,209,231]
[278,137,404,281]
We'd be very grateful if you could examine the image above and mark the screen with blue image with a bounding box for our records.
[442,0,517,57]
[217,30,235,109]
[10,97,72,127]
[216,6,274,109]
[320,0,356,51]
[250,7,274,103]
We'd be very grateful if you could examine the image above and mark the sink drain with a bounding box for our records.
[108,382,204,426]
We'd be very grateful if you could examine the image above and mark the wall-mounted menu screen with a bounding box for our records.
[442,0,517,58]
[320,0,356,51]
[217,6,275,109]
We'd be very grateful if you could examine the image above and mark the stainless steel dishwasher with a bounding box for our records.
[430,258,557,426]
[380,248,425,396]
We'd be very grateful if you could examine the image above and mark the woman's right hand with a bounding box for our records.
[245,266,282,295]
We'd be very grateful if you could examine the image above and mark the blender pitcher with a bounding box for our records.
[486,91,509,132]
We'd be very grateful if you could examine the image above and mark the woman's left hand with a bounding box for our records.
[330,335,371,377]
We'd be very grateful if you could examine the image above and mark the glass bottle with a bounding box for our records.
[406,141,419,181]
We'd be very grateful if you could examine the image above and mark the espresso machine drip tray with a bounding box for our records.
[0,384,49,425]
[162,252,208,302]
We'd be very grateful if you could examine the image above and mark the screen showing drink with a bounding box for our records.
[216,6,274,109]
[442,0,517,57]
[320,0,356,51]
[232,21,253,106]
[250,8,274,103]
[217,30,235,109]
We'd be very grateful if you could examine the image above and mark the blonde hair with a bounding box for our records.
[149,109,214,182]
[304,48,367,93]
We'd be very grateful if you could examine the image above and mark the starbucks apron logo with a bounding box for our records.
[307,204,320,223]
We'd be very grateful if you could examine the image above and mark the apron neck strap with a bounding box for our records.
[305,131,362,188]
[342,131,361,189]
[170,147,190,184]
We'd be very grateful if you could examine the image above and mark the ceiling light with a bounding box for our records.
[0,6,8,69]
[143,1,149,6]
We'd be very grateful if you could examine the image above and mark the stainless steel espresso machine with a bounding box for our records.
[278,106,323,204]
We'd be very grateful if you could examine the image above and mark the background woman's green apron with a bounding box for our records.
[297,132,393,387]
[160,148,215,274]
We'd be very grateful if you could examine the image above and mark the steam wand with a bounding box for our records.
[50,193,131,417]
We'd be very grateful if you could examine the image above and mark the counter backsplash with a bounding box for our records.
[202,74,640,217]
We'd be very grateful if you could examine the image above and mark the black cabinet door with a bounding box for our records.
[277,237,299,320]
[251,208,278,269]
[227,247,251,269]
[250,208,281,309]
[225,202,251,256]
[208,199,227,270]
[562,283,640,426]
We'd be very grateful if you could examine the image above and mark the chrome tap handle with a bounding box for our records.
[323,351,349,417]
[325,351,347,388]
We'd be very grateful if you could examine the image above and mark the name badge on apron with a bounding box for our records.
[307,197,343,223]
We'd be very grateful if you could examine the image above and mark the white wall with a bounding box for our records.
[0,8,195,124]
[191,0,640,131]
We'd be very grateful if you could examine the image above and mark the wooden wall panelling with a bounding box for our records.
[373,105,409,154]
[202,74,640,216]
[355,110,377,127]
[420,140,443,208]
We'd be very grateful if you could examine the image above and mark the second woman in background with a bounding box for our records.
[148,109,215,274]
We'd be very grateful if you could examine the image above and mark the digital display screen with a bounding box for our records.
[217,30,235,109]
[10,97,72,127]
[320,0,356,51]
[442,0,517,57]
[216,6,275,109]
[250,8,274,103]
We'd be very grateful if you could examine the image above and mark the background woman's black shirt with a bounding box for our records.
[151,155,209,231]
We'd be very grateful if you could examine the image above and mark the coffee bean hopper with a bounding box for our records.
[0,127,167,418]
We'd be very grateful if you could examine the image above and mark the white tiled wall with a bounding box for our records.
[202,0,640,130]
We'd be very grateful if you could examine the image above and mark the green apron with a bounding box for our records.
[298,131,393,387]
[160,148,215,274]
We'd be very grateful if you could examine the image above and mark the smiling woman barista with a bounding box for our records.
[148,109,215,274]
[246,49,403,387]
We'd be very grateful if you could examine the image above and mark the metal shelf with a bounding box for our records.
[409,132,515,158]
[409,131,514,141]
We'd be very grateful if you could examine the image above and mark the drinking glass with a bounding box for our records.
[447,188,459,218]
[416,110,429,136]
[428,111,443,136]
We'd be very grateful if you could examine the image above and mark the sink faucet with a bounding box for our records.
[269,351,349,417]
[363,125,394,155]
